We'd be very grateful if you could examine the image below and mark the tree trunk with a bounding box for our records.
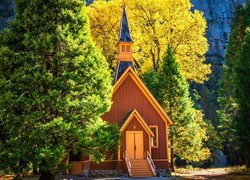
[65,153,69,174]
[247,142,250,168]
[39,171,55,180]
[169,98,175,172]
[170,129,175,172]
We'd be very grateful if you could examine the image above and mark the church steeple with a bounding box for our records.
[118,5,133,43]
[114,3,135,83]
[117,3,134,61]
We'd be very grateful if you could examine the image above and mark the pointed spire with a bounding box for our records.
[114,1,135,83]
[118,4,133,43]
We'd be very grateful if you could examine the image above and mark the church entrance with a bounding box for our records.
[126,131,144,160]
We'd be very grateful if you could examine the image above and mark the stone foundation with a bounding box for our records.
[88,170,126,177]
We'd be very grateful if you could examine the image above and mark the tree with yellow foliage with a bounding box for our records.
[87,0,211,83]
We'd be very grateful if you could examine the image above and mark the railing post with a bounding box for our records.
[124,151,132,177]
[146,151,156,176]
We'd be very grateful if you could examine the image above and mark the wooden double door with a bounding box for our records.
[126,131,144,160]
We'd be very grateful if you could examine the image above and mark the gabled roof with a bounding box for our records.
[118,6,134,43]
[120,109,154,136]
[113,67,173,126]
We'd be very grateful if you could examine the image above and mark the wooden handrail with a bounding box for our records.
[147,151,156,176]
[123,151,132,176]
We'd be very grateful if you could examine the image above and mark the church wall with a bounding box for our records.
[102,75,168,161]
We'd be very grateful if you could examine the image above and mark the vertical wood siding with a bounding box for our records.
[102,75,168,160]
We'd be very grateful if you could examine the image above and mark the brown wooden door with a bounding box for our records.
[126,131,143,159]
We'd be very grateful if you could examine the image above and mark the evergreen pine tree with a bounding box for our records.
[143,47,209,169]
[218,1,250,165]
[234,29,250,167]
[0,0,120,178]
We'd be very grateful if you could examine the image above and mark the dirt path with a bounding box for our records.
[173,168,250,179]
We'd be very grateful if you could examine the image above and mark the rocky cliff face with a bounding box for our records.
[190,0,246,124]
[192,0,245,60]
[0,0,14,31]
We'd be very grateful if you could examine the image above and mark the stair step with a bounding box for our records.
[132,172,152,174]
[133,174,153,177]
[132,173,152,175]
[132,167,150,169]
[130,160,154,177]
[132,174,153,177]
[131,162,147,164]
[131,160,147,161]
[132,169,151,173]
[132,165,148,167]
[132,168,150,170]
[131,162,148,164]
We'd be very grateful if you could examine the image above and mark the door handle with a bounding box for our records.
[134,145,136,150]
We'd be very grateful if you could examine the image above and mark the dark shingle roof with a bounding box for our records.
[113,61,135,84]
[119,110,134,127]
[118,6,133,43]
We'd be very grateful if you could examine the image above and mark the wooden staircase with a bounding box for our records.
[130,159,153,177]
[124,151,156,177]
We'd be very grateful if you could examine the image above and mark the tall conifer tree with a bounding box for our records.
[218,1,250,166]
[0,0,120,179]
[143,47,209,169]
[234,29,250,167]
